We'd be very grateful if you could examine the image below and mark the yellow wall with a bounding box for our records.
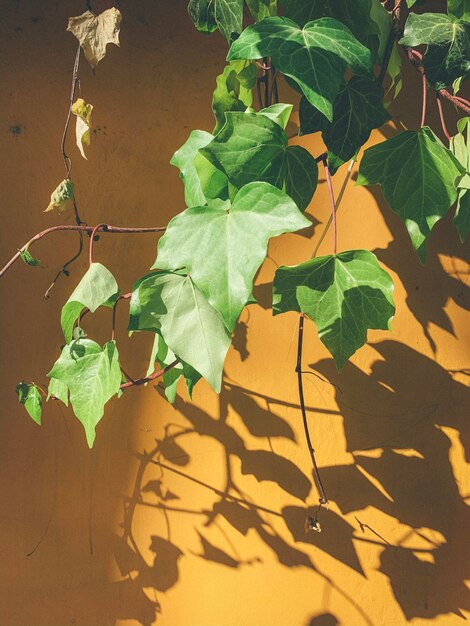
[1,2,469,625]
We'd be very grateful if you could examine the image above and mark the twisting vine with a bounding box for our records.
[7,1,470,528]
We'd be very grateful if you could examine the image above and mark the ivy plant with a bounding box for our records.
[4,0,469,515]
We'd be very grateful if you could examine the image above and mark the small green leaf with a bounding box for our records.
[246,0,277,21]
[61,262,119,343]
[19,248,41,267]
[171,130,228,207]
[259,103,293,129]
[273,250,395,370]
[400,13,470,88]
[154,181,310,331]
[188,0,244,41]
[146,333,201,403]
[448,0,470,22]
[129,271,231,392]
[451,117,470,241]
[47,378,69,406]
[48,339,121,447]
[212,60,257,134]
[227,17,373,121]
[44,179,74,213]
[300,76,390,173]
[357,127,464,261]
[201,110,318,211]
[16,382,42,425]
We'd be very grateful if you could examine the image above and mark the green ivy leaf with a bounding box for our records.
[201,110,318,211]
[16,382,42,425]
[129,271,231,392]
[188,0,244,41]
[246,0,277,21]
[48,339,121,447]
[188,0,218,33]
[154,182,310,331]
[146,333,201,403]
[47,377,69,406]
[300,76,390,173]
[259,103,293,128]
[273,250,395,370]
[227,17,373,121]
[280,0,383,61]
[357,127,464,261]
[451,116,470,240]
[448,0,470,22]
[19,248,41,267]
[61,262,119,343]
[212,60,257,133]
[400,13,470,88]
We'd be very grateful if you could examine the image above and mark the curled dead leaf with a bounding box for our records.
[44,179,75,213]
[67,8,122,68]
[71,97,93,159]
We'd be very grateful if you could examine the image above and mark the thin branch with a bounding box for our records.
[312,159,354,258]
[1,224,166,278]
[421,73,427,127]
[436,94,452,142]
[295,315,329,505]
[111,292,131,341]
[61,44,81,180]
[120,360,179,390]
[323,159,337,255]
[44,231,84,298]
[407,48,470,115]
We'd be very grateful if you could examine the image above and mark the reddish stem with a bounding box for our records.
[120,360,179,390]
[111,292,131,341]
[421,73,427,127]
[88,223,106,266]
[436,94,452,142]
[1,223,166,278]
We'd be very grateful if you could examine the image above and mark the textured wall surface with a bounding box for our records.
[1,2,469,626]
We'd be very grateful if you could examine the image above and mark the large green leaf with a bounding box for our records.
[273,250,395,370]
[357,127,464,261]
[170,130,228,207]
[400,13,470,88]
[188,0,244,41]
[300,76,390,173]
[61,262,119,343]
[16,382,42,425]
[128,271,231,392]
[48,339,121,447]
[280,0,383,60]
[212,60,257,134]
[451,117,470,240]
[146,333,201,403]
[201,110,318,210]
[227,17,373,121]
[154,182,310,331]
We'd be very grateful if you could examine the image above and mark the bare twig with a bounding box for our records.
[296,315,329,506]
[1,223,166,278]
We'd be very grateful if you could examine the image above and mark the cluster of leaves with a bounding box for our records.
[17,0,469,447]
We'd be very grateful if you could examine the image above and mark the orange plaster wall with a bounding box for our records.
[0,2,469,626]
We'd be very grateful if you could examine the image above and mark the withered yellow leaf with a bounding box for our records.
[67,8,122,68]
[71,98,93,159]
[44,179,75,213]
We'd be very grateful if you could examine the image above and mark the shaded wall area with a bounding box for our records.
[0,1,469,625]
